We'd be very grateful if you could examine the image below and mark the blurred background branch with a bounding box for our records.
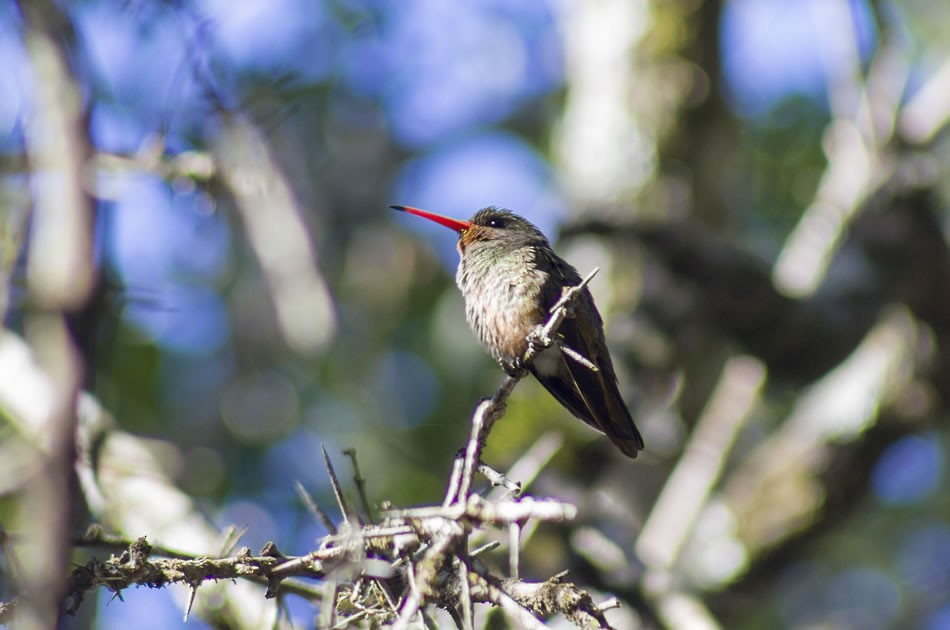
[0,0,949,628]
[10,2,92,629]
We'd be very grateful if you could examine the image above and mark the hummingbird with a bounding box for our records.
[391,205,644,458]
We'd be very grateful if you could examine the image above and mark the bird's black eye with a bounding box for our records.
[487,217,506,228]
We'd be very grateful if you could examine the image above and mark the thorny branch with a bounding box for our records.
[4,466,607,628]
[0,274,616,628]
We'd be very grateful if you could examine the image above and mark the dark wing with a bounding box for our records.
[528,252,644,458]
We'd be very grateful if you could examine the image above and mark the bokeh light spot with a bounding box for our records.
[370,0,561,146]
[124,285,231,354]
[0,21,28,143]
[897,525,950,606]
[198,0,339,81]
[370,351,439,427]
[827,568,901,629]
[926,603,950,630]
[181,446,227,496]
[216,500,278,552]
[871,433,943,506]
[221,370,300,444]
[720,0,875,117]
[265,428,333,492]
[110,174,232,354]
[776,562,829,628]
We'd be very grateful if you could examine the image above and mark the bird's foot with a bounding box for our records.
[526,325,553,350]
[501,358,528,377]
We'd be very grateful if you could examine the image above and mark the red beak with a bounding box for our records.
[390,205,473,233]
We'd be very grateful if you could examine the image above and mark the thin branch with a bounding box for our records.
[486,432,562,502]
[470,541,500,558]
[458,559,474,630]
[475,462,520,495]
[392,531,461,630]
[73,524,196,560]
[295,480,337,536]
[318,580,338,629]
[219,524,249,557]
[509,522,521,580]
[494,589,550,630]
[899,56,950,144]
[322,446,356,528]
[442,456,465,508]
[343,448,374,523]
[456,400,496,506]
[58,538,322,616]
[557,341,600,372]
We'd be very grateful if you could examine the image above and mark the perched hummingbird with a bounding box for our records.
[392,205,644,458]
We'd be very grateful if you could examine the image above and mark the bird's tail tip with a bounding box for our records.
[612,434,645,459]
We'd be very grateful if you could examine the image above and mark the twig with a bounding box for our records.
[295,480,337,535]
[491,571,613,629]
[12,8,93,629]
[219,524,248,557]
[393,530,460,630]
[320,525,414,545]
[331,609,369,630]
[456,399,495,506]
[73,524,194,560]
[486,432,562,501]
[557,341,600,372]
[318,580,337,628]
[385,496,576,525]
[598,598,621,612]
[470,541,501,558]
[57,538,323,615]
[399,561,423,630]
[509,522,521,580]
[494,589,550,630]
[442,456,465,508]
[343,448,374,523]
[548,267,600,315]
[475,462,521,494]
[322,446,356,527]
[459,559,474,630]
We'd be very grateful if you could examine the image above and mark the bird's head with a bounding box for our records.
[391,205,549,255]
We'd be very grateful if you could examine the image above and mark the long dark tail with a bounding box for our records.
[531,359,644,458]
